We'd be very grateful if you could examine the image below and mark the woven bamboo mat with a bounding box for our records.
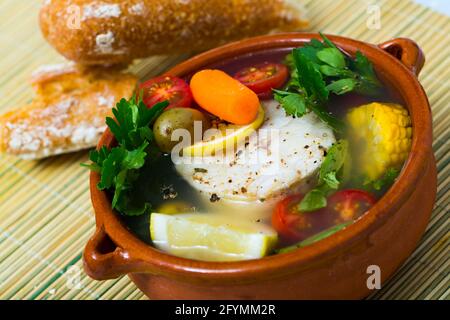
[0,0,448,300]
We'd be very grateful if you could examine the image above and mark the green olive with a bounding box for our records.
[153,108,210,153]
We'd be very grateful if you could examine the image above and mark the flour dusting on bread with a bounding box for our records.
[82,3,122,21]
[129,2,145,15]
[0,67,138,159]
[31,62,76,82]
[95,31,116,54]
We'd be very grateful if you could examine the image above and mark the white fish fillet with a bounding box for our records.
[175,100,336,207]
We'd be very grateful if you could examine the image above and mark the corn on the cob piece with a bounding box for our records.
[346,102,412,180]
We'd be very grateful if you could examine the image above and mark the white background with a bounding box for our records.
[414,0,450,15]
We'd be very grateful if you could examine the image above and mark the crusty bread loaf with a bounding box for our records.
[0,64,137,159]
[39,0,309,66]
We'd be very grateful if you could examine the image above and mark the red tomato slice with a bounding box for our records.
[271,194,305,243]
[139,76,193,109]
[234,63,288,99]
[326,189,376,222]
[272,190,376,244]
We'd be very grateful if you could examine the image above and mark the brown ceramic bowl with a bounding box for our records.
[83,33,436,299]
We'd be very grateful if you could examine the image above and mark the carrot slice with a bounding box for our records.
[190,69,260,125]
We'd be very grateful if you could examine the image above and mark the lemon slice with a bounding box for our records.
[182,106,265,157]
[150,213,277,262]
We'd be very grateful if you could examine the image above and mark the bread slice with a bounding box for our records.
[0,64,137,159]
[40,0,309,66]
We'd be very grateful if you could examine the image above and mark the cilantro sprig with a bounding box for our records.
[82,96,169,216]
[298,140,349,212]
[274,33,382,132]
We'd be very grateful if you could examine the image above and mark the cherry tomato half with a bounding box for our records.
[271,194,305,243]
[326,189,376,221]
[272,190,376,244]
[234,62,288,99]
[139,76,193,109]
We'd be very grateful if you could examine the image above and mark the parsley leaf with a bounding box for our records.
[351,51,383,96]
[282,48,344,131]
[298,188,327,212]
[322,171,340,189]
[275,33,382,132]
[81,146,110,172]
[108,97,168,150]
[82,95,169,216]
[298,140,349,212]
[110,142,149,213]
[273,90,307,117]
[326,78,357,95]
[284,54,299,89]
[293,48,329,103]
[317,48,346,69]
[318,140,348,187]
[97,147,127,191]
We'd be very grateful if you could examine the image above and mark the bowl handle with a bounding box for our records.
[83,226,147,280]
[378,38,425,76]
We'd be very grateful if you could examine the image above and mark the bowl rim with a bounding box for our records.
[88,32,432,283]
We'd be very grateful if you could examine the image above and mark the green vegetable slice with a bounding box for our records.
[276,221,352,254]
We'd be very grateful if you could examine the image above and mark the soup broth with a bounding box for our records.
[83,35,413,261]
[120,48,405,252]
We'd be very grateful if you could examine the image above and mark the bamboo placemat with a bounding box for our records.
[0,0,448,300]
